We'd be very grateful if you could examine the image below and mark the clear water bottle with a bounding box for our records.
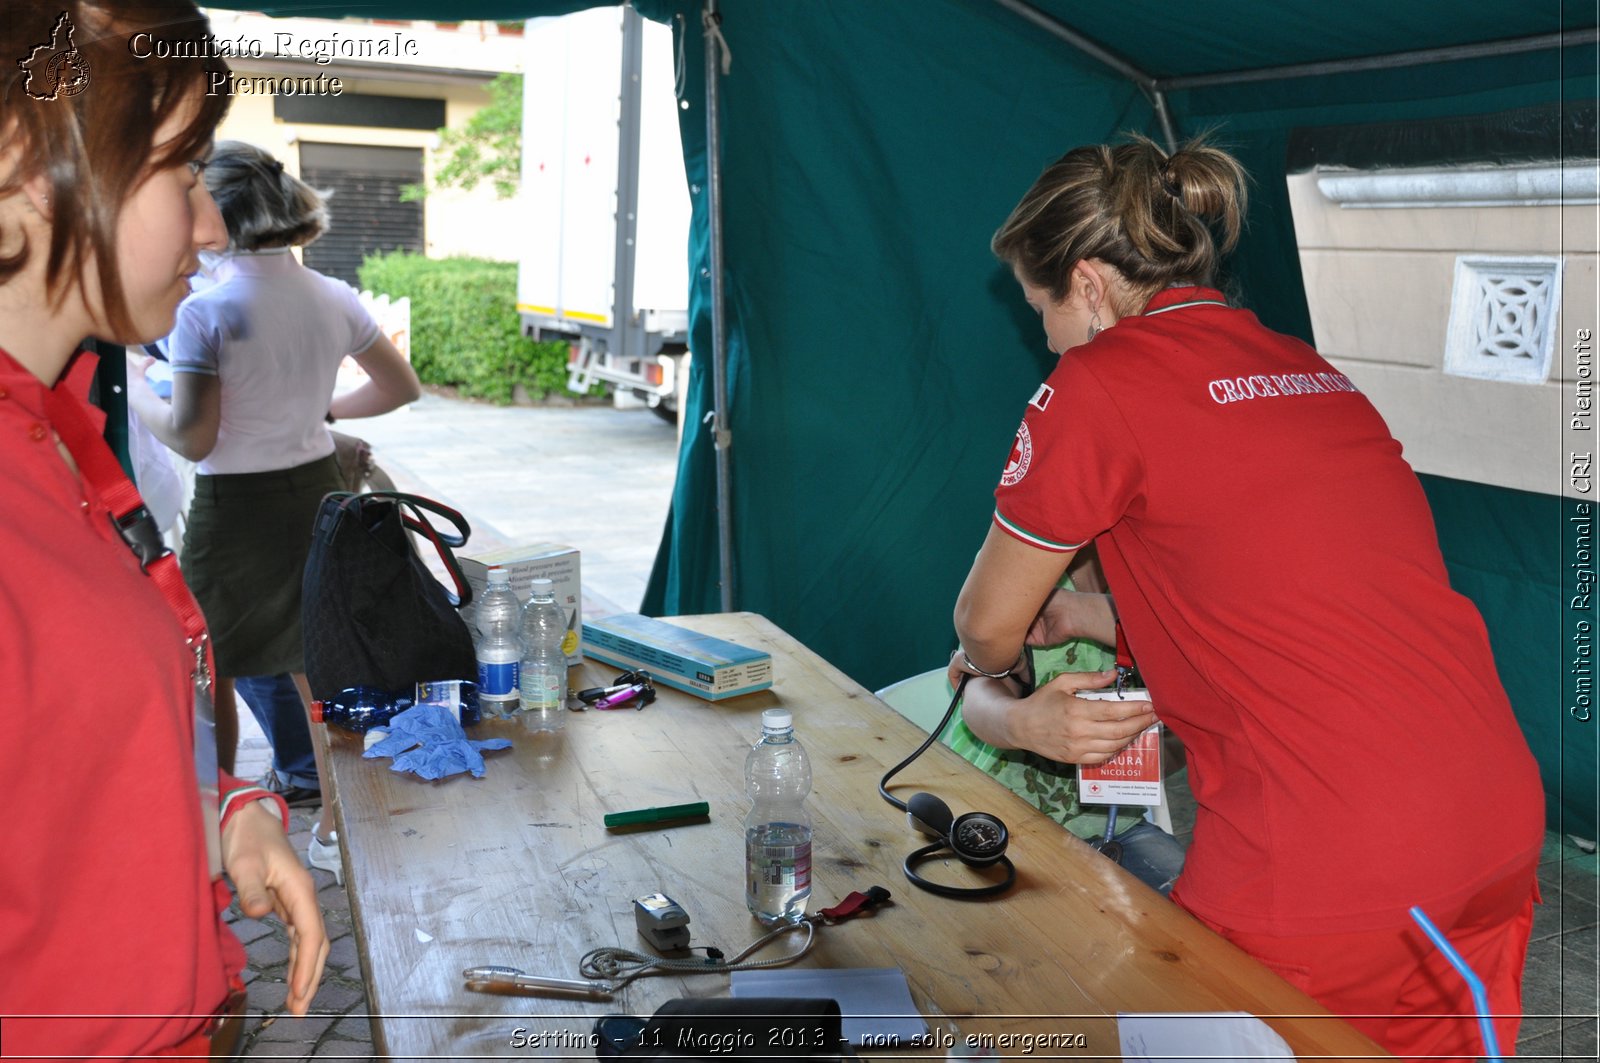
[473,567,522,718]
[744,708,813,924]
[519,577,567,731]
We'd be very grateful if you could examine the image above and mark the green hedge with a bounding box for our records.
[357,252,584,404]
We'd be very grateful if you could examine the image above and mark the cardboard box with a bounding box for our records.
[459,543,582,664]
[582,613,772,700]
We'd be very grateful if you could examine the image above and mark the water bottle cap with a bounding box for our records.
[530,577,555,598]
[487,567,512,586]
[761,708,792,731]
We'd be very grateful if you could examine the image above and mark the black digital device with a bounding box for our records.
[879,675,1017,898]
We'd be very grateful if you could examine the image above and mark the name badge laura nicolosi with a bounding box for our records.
[1075,689,1164,807]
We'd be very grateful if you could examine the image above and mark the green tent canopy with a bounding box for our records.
[212,1,1599,837]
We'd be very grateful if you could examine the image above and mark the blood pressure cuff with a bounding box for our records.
[596,997,845,1060]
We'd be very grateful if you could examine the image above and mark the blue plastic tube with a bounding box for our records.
[1408,905,1502,1062]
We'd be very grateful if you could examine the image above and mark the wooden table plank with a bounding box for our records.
[320,612,1390,1059]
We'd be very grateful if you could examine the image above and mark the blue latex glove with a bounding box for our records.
[363,703,512,780]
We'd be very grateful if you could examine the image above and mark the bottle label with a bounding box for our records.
[478,659,519,699]
[520,667,564,709]
[746,828,812,889]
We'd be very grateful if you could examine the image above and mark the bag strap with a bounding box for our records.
[348,489,471,547]
[323,490,475,608]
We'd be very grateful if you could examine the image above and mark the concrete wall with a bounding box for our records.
[1287,169,1598,501]
[204,11,526,263]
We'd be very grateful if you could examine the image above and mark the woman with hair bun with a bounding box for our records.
[951,135,1543,1059]
[0,3,327,1056]
[128,140,422,877]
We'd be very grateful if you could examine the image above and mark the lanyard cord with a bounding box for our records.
[578,918,815,989]
[1113,620,1137,695]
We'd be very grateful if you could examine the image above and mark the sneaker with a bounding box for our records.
[260,770,322,810]
[307,822,343,886]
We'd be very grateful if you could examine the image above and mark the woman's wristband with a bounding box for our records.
[960,648,1024,679]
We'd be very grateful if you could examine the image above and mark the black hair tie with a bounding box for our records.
[1159,166,1183,203]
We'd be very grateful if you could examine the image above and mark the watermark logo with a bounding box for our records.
[19,12,91,100]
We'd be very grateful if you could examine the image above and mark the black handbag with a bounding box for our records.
[301,490,477,702]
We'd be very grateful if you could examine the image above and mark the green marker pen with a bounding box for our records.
[603,801,711,829]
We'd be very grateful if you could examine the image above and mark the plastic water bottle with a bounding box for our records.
[744,708,813,924]
[474,568,522,718]
[311,687,413,733]
[519,577,567,730]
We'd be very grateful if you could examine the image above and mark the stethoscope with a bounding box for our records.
[878,674,1016,898]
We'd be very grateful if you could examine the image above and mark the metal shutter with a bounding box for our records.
[299,142,424,288]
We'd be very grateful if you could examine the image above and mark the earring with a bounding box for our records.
[1087,310,1104,342]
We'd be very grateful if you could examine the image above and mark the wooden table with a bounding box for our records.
[321,612,1390,1059]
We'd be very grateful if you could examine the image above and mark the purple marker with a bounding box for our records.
[594,683,650,710]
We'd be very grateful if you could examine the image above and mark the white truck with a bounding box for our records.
[517,5,691,418]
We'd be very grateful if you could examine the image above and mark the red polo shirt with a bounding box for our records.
[0,349,253,1057]
[993,287,1543,935]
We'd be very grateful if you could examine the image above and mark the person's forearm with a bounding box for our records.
[127,383,203,460]
[128,364,220,461]
[1064,591,1117,647]
[953,596,1028,677]
[958,675,1029,749]
[328,378,419,420]
[953,525,1075,676]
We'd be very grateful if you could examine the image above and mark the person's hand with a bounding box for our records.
[1013,670,1155,764]
[1025,588,1116,648]
[221,802,329,1016]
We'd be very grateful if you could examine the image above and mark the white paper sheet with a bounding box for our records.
[731,967,930,1047]
[1118,1011,1297,1062]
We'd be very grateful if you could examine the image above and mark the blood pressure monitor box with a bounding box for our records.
[459,543,582,664]
[581,613,772,700]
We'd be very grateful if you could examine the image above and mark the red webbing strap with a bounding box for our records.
[39,375,208,644]
[1114,619,1136,695]
[818,886,892,922]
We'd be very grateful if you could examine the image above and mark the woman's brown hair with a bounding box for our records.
[205,141,329,251]
[992,134,1248,316]
[0,1,231,336]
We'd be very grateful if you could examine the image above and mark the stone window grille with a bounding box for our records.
[1443,255,1562,385]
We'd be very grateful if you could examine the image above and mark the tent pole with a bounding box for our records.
[988,0,1158,93]
[703,0,736,611]
[1155,29,1596,92]
[1149,89,1179,152]
[988,0,1180,149]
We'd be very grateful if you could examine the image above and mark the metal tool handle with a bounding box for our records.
[462,966,616,999]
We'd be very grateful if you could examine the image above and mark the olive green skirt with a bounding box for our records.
[181,454,343,677]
